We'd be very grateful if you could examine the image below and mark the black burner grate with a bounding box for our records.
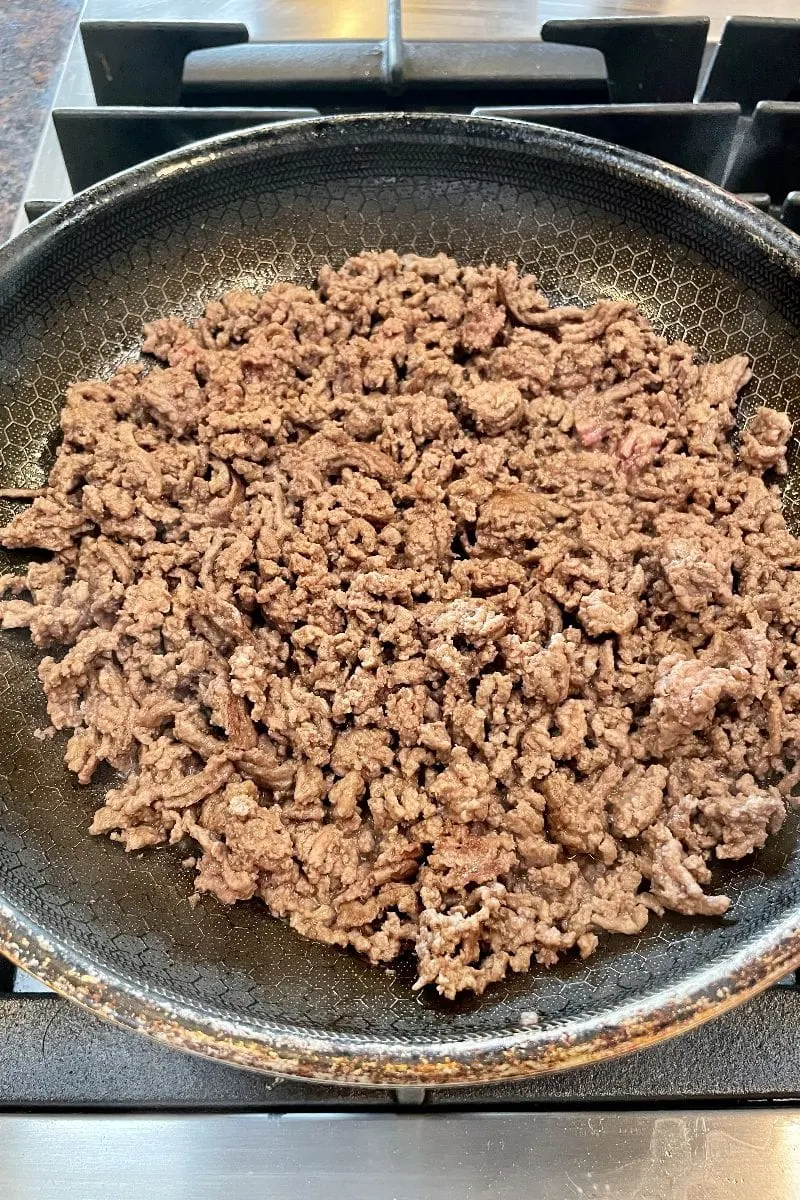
[8,4,800,1110]
[23,10,800,225]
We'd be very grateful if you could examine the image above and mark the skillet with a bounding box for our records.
[1,113,800,1085]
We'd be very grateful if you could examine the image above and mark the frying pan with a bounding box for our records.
[1,113,800,1087]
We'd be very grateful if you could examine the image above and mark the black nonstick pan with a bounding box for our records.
[1,114,800,1086]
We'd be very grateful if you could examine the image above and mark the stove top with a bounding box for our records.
[6,3,800,1196]
[17,3,800,234]
[3,955,800,1197]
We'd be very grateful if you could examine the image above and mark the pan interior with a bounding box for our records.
[1,116,800,1053]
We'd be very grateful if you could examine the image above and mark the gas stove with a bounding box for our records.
[6,3,800,1197]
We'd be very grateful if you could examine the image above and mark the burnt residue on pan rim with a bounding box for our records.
[2,113,800,1085]
[1,897,800,1085]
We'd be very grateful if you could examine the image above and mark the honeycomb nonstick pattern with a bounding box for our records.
[1,115,800,1075]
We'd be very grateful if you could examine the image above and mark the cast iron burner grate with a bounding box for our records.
[7,1,800,1111]
[18,8,800,232]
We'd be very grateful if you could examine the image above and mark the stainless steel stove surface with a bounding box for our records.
[4,957,800,1196]
[6,2,800,1196]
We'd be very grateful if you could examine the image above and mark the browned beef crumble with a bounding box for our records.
[2,251,798,998]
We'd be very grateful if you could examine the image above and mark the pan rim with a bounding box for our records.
[1,895,799,1085]
[2,110,800,1085]
[5,110,800,278]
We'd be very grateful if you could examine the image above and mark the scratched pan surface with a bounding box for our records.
[1,114,800,1085]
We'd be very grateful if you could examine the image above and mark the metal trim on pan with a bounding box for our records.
[2,113,800,1086]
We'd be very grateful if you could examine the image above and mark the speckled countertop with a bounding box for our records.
[0,0,80,242]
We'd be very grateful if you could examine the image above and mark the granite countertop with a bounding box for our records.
[0,0,80,242]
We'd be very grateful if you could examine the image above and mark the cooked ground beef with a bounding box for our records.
[1,251,798,998]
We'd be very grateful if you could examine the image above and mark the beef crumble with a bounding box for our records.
[2,251,798,998]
